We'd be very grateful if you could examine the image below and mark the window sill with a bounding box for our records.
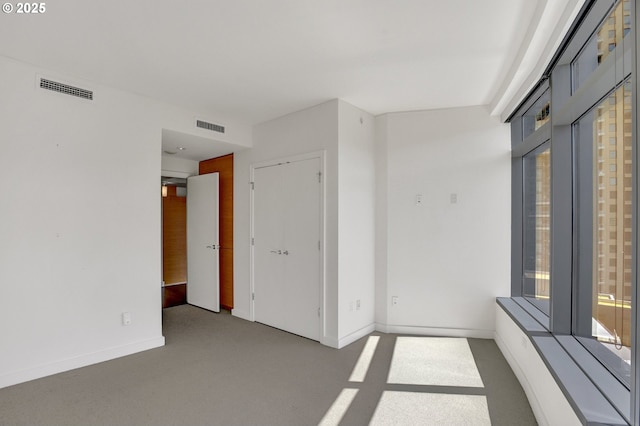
[497,297,629,425]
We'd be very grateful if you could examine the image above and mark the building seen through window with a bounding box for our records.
[572,0,631,92]
[589,82,632,361]
[523,145,551,309]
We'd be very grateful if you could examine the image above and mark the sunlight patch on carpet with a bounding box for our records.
[387,337,484,387]
[369,391,491,426]
[317,388,359,426]
[349,335,380,382]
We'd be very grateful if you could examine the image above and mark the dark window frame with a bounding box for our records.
[509,0,636,421]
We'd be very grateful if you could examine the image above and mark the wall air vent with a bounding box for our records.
[40,78,93,100]
[196,119,225,134]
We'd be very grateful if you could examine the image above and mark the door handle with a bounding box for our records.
[268,250,289,255]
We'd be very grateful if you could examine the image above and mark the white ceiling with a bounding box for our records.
[0,0,583,160]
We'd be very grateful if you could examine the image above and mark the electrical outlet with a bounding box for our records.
[356,299,361,310]
[392,296,398,306]
[122,312,132,326]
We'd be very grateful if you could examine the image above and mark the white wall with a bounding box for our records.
[495,306,581,426]
[376,106,511,337]
[161,156,198,178]
[0,56,251,388]
[337,101,376,344]
[374,115,389,327]
[234,100,340,344]
[1,50,512,388]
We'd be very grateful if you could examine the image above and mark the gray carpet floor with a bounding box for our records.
[0,305,537,425]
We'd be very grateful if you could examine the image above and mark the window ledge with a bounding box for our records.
[497,297,629,425]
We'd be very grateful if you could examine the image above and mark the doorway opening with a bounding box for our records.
[160,153,235,311]
[199,153,234,311]
[161,177,187,308]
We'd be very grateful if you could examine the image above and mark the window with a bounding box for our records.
[522,90,550,140]
[571,0,631,92]
[522,144,551,313]
[509,0,635,419]
[573,81,632,382]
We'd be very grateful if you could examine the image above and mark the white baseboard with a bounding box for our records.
[337,323,376,349]
[0,336,165,390]
[321,335,339,348]
[375,323,494,339]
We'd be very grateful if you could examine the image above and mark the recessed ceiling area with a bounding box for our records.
[162,129,242,162]
[0,0,584,161]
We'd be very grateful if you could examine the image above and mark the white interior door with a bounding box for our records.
[187,173,220,312]
[253,158,321,340]
[254,165,285,327]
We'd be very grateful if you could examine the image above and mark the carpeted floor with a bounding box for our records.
[0,305,537,425]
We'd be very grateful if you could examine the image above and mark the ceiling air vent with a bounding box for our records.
[40,78,93,100]
[196,119,225,134]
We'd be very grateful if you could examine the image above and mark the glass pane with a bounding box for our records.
[574,81,632,376]
[523,145,551,313]
[571,0,631,92]
[522,90,550,140]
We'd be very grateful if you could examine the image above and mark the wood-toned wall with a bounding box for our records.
[162,185,187,285]
[199,153,234,310]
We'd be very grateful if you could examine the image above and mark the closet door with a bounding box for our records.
[253,164,286,329]
[253,158,321,340]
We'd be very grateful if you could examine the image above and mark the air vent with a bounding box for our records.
[40,78,93,100]
[196,119,225,134]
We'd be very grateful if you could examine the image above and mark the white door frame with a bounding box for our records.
[249,150,326,343]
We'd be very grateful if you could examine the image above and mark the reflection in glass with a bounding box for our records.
[572,0,631,92]
[522,90,550,140]
[523,145,551,312]
[575,82,632,367]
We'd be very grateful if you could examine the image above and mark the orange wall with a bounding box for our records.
[199,154,234,310]
[162,185,187,285]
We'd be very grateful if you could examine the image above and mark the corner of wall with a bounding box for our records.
[337,323,376,349]
[336,100,377,341]
[374,115,389,327]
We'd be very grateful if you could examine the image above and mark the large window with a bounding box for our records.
[574,81,632,381]
[510,0,635,418]
[522,144,551,312]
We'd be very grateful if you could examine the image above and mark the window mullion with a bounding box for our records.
[549,124,574,334]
